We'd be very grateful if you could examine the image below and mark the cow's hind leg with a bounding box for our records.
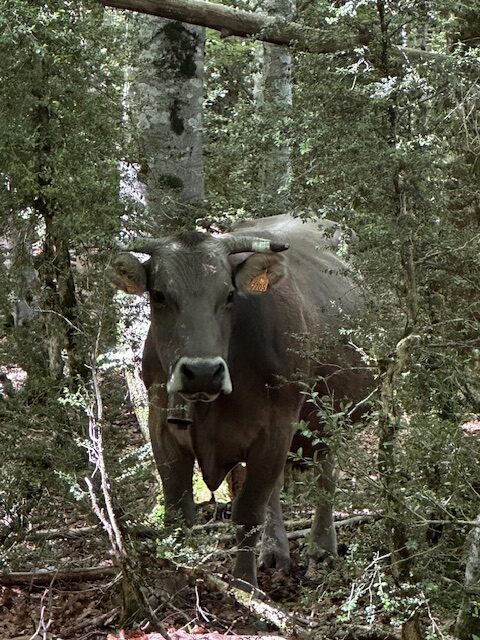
[307,446,337,576]
[258,472,290,572]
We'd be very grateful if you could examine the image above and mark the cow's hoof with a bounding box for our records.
[258,549,291,572]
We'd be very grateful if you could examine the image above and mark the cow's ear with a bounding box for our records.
[233,252,287,294]
[107,253,147,295]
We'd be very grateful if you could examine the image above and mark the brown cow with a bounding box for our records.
[109,214,372,586]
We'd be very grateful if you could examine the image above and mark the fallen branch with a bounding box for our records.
[200,572,315,640]
[215,513,380,542]
[63,607,119,634]
[287,513,379,540]
[202,570,400,640]
[0,565,118,586]
[26,512,379,544]
[26,525,101,540]
[26,523,158,541]
[194,517,314,532]
[25,520,238,542]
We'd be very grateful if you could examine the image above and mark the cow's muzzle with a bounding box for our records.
[167,357,232,401]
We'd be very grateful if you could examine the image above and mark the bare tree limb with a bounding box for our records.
[201,571,314,639]
[99,0,350,53]
[83,304,169,638]
[98,0,480,67]
[287,513,379,540]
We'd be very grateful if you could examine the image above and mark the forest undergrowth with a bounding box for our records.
[1,371,474,640]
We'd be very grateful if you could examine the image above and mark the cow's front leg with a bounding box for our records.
[148,390,196,526]
[258,472,290,572]
[157,431,196,527]
[307,446,337,575]
[232,449,287,586]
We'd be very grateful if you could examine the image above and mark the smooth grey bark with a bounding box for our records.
[129,15,205,227]
[254,0,294,211]
[455,514,480,639]
[123,17,206,437]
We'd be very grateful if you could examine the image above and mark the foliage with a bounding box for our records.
[0,379,87,566]
[0,0,125,240]
[0,0,128,378]
[0,0,130,544]
[0,0,480,635]
[205,0,480,630]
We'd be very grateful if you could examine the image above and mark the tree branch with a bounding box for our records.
[200,571,314,639]
[98,0,480,67]
[99,0,351,53]
[26,512,378,542]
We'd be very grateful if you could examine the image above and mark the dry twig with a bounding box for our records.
[0,566,118,586]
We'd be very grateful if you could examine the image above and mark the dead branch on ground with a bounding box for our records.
[0,565,117,585]
[26,512,379,542]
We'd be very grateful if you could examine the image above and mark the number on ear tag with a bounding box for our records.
[249,271,269,292]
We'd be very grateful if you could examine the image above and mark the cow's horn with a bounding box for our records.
[222,235,289,255]
[117,238,164,254]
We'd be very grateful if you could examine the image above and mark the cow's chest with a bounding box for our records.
[187,391,300,492]
[190,411,260,492]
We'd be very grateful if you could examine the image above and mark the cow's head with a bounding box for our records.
[108,231,288,402]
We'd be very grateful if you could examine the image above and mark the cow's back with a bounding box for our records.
[230,214,371,420]
[231,214,361,330]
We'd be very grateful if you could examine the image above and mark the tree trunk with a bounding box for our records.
[129,14,205,228]
[122,16,206,436]
[254,0,294,212]
[375,0,419,582]
[33,57,85,382]
[455,514,480,639]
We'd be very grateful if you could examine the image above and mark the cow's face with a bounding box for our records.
[109,231,288,402]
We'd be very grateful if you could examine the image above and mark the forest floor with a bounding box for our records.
[0,377,457,640]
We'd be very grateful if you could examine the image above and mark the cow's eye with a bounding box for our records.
[226,290,235,305]
[150,290,166,305]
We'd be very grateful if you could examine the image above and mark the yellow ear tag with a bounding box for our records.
[249,271,269,292]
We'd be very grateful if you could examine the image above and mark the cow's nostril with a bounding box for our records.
[213,362,224,378]
[181,363,195,381]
